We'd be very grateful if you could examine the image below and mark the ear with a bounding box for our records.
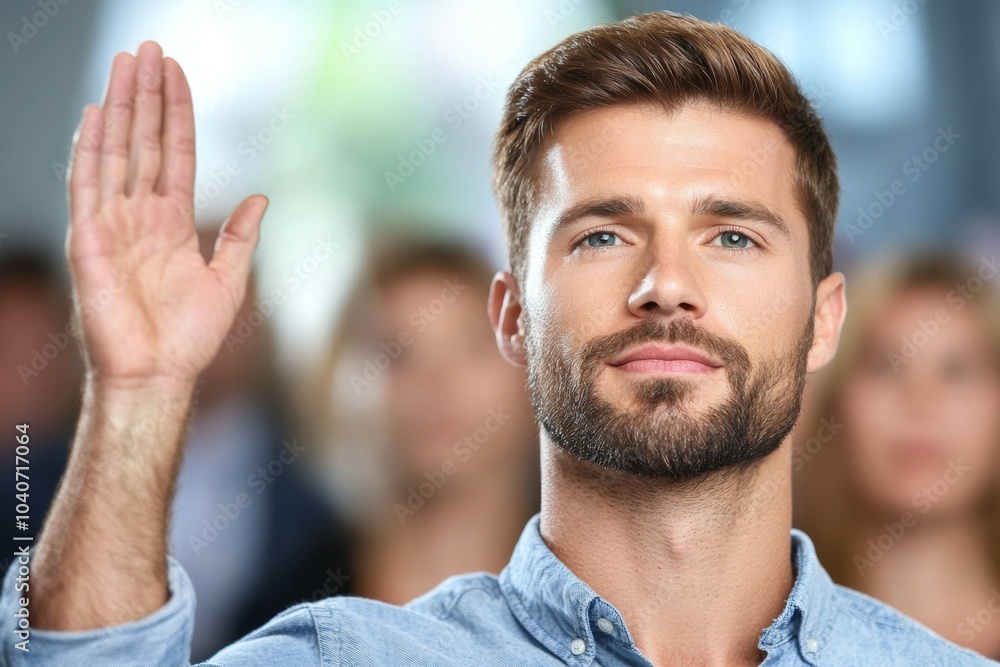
[489,270,527,367]
[807,271,847,373]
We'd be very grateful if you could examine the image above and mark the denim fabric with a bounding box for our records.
[2,515,994,666]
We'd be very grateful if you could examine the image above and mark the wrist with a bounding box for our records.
[82,373,197,437]
[85,372,198,400]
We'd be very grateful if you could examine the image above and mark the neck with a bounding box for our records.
[540,437,795,666]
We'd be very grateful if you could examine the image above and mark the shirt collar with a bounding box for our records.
[499,514,637,666]
[499,515,837,666]
[758,528,837,664]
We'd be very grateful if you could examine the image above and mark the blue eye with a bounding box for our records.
[714,229,757,251]
[575,230,621,250]
[587,232,618,247]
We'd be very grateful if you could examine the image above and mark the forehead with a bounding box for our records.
[532,102,801,229]
[377,270,486,322]
[872,287,993,348]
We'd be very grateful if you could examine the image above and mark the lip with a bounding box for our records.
[609,343,722,374]
[888,440,947,468]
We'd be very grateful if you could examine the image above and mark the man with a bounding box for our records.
[1,10,992,667]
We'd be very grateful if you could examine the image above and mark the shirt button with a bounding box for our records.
[805,637,819,653]
[596,617,614,634]
[570,638,587,655]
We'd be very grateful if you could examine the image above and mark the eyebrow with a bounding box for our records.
[552,195,646,232]
[552,193,791,239]
[692,194,791,238]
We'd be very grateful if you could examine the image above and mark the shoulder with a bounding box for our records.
[824,584,997,665]
[199,601,326,665]
[290,573,519,664]
[312,571,507,628]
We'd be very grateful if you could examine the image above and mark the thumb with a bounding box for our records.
[209,194,268,288]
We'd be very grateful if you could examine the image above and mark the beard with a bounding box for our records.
[525,311,814,480]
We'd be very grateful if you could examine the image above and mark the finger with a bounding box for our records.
[127,41,164,194]
[69,105,104,223]
[156,57,195,202]
[100,52,136,199]
[209,195,268,298]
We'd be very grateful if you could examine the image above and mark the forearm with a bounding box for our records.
[28,376,196,630]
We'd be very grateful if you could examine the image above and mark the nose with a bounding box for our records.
[898,368,943,422]
[627,234,707,321]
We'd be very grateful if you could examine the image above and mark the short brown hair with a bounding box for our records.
[491,11,839,288]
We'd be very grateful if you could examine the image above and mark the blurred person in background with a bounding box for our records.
[262,237,540,608]
[13,13,993,665]
[794,252,1000,659]
[168,226,342,661]
[0,249,80,550]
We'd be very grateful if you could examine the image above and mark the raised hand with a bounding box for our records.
[26,42,269,633]
[66,40,267,389]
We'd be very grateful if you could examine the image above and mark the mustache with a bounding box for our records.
[578,316,751,373]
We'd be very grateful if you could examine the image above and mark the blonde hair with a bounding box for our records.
[295,238,498,525]
[793,251,1000,587]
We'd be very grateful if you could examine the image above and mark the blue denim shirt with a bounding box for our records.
[2,515,994,666]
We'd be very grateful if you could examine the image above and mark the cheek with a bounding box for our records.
[530,275,617,351]
[566,301,623,350]
[838,376,898,469]
[941,390,1000,452]
[937,385,1000,499]
[384,372,423,422]
[458,360,520,410]
[835,381,916,515]
[713,277,812,360]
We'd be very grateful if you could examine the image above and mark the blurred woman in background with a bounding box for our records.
[794,252,1000,659]
[251,236,540,610]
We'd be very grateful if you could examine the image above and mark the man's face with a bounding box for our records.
[520,101,817,479]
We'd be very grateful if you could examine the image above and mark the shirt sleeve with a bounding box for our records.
[0,548,326,667]
[198,603,325,666]
[0,548,196,667]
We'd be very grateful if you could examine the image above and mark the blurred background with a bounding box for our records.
[2,0,1000,661]
[2,0,1000,362]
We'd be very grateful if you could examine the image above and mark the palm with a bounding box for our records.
[67,43,266,386]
